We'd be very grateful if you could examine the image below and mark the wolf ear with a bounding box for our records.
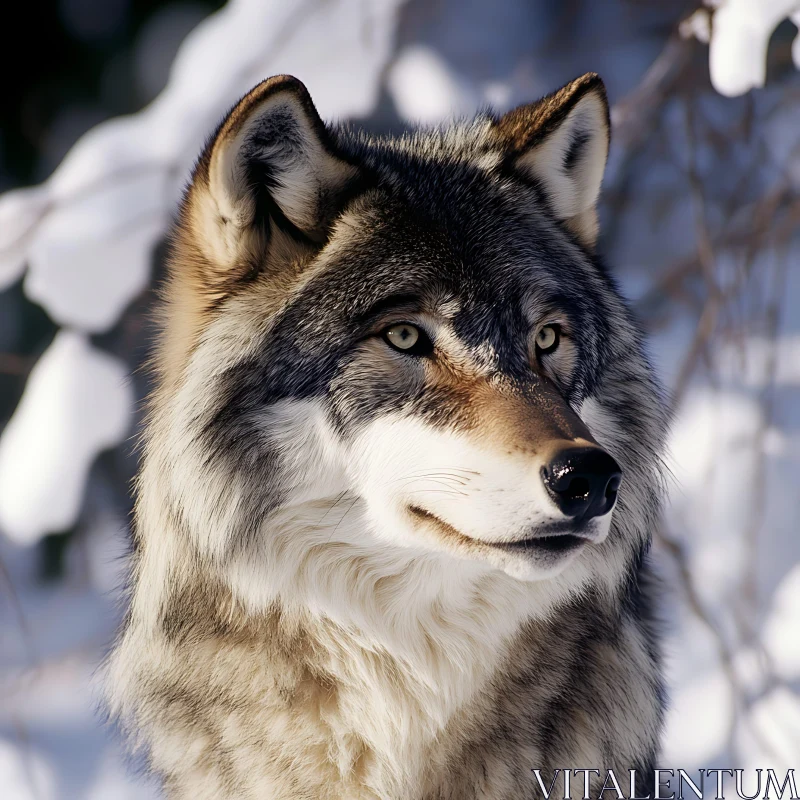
[493,73,610,249]
[189,75,358,283]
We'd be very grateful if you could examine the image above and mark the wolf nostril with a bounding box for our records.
[605,474,621,502]
[541,445,622,521]
[564,476,590,501]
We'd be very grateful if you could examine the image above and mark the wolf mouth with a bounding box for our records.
[493,533,585,555]
[408,506,589,558]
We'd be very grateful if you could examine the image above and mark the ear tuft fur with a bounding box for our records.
[187,75,358,282]
[493,73,610,249]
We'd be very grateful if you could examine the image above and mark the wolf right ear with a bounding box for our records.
[187,75,358,286]
[493,73,610,249]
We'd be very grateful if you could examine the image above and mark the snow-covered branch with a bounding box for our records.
[0,0,403,544]
[682,0,800,96]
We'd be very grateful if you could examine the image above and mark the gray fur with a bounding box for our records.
[105,73,669,799]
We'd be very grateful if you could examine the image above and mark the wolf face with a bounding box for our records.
[151,72,662,612]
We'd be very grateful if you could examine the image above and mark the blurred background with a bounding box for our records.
[1,0,799,797]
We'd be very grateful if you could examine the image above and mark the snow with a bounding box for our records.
[718,335,800,387]
[685,0,800,97]
[763,565,800,680]
[741,687,800,770]
[666,390,763,590]
[0,332,132,544]
[0,0,403,535]
[0,186,50,292]
[0,0,403,334]
[0,740,56,800]
[662,656,732,764]
[387,46,477,123]
[24,176,164,332]
[656,308,800,764]
[794,11,800,67]
[0,527,159,799]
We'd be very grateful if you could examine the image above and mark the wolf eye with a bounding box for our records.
[382,323,433,356]
[535,324,560,355]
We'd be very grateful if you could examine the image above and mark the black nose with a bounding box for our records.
[541,446,622,521]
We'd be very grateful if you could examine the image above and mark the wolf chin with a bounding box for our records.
[105,73,669,799]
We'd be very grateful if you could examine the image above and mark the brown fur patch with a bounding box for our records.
[424,358,594,458]
[491,73,609,156]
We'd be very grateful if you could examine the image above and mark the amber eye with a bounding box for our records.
[535,324,560,355]
[382,323,433,356]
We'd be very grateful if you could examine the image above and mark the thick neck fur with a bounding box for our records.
[109,440,651,799]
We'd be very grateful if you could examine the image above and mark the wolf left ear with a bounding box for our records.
[493,73,610,249]
[189,75,358,284]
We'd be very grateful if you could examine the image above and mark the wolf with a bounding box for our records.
[105,72,669,799]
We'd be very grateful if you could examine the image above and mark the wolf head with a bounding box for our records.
[145,74,666,621]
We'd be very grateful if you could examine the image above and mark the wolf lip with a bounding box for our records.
[409,506,591,558]
[492,533,586,555]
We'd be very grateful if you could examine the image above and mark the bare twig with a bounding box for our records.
[0,551,35,663]
[611,33,695,149]
[657,526,787,763]
[656,527,742,761]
